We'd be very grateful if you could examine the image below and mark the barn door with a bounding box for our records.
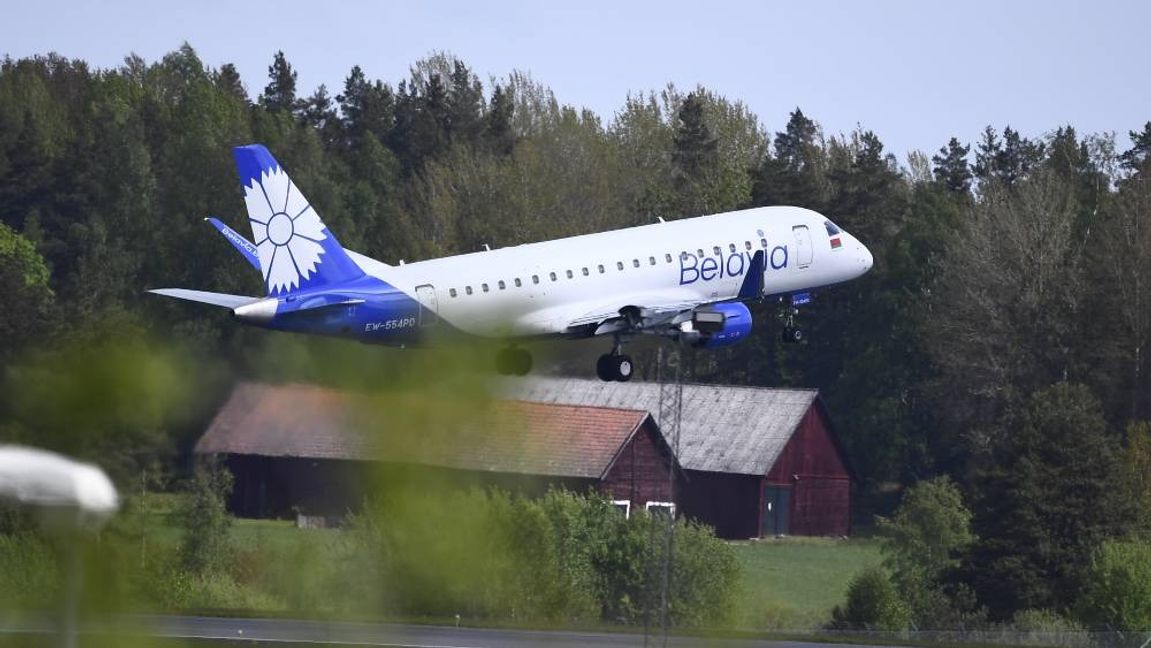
[762,485,791,536]
[415,284,439,327]
[792,225,813,268]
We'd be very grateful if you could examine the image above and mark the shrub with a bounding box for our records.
[348,486,740,627]
[177,458,234,574]
[830,567,910,631]
[1078,540,1151,630]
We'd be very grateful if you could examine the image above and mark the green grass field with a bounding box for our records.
[732,536,883,629]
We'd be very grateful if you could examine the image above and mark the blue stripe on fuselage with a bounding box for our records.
[262,275,437,345]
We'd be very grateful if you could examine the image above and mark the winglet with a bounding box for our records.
[737,250,766,300]
[206,217,261,271]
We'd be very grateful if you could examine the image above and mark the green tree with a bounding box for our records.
[260,50,298,114]
[878,476,977,628]
[0,222,53,361]
[879,476,974,585]
[1078,540,1151,630]
[932,137,972,196]
[1124,422,1151,531]
[178,458,234,574]
[1120,122,1151,176]
[337,65,394,149]
[213,63,247,103]
[965,383,1134,618]
[670,91,719,216]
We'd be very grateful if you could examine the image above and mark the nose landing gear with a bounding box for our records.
[779,300,804,344]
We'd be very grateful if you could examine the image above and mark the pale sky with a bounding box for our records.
[3,0,1148,161]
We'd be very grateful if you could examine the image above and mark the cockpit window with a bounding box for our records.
[824,221,842,236]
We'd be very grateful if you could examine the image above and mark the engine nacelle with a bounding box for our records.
[681,302,753,348]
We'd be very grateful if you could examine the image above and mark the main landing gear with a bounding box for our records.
[496,347,532,376]
[596,339,634,382]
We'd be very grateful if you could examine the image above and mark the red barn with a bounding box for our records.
[504,377,852,539]
[195,382,680,520]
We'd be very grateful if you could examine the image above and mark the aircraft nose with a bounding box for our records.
[859,244,873,273]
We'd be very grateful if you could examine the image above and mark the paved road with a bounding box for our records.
[5,614,898,648]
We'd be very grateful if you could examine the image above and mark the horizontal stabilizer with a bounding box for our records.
[148,288,259,309]
[206,217,261,271]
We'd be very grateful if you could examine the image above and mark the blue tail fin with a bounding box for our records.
[233,144,364,296]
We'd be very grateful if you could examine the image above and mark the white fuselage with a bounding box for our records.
[349,206,872,339]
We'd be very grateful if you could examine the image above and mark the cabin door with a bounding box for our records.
[415,284,439,327]
[792,225,813,268]
[762,485,791,536]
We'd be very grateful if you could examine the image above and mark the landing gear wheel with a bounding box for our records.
[497,348,533,376]
[781,326,803,344]
[596,353,634,382]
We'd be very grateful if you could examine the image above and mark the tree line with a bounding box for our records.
[2,44,1151,625]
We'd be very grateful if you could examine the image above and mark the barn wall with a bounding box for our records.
[225,455,368,519]
[221,453,597,520]
[679,470,762,539]
[763,406,851,536]
[599,420,675,508]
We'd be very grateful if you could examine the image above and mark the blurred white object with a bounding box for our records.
[0,445,119,530]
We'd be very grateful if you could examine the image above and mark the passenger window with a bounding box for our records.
[745,241,752,250]
[729,243,736,253]
[680,251,690,260]
[465,286,473,295]
[632,259,640,268]
[450,288,458,298]
[665,253,672,263]
[549,272,557,281]
[697,248,705,258]
[617,261,624,271]
[515,278,522,287]
[713,246,721,255]
[582,267,589,276]
[566,269,573,279]
[598,264,605,273]
[482,283,489,292]
[498,280,506,290]
[532,275,539,284]
[649,256,656,265]
[760,238,768,248]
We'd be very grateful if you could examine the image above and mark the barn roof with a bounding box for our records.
[499,377,820,476]
[195,382,655,480]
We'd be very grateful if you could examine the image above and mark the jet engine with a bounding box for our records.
[679,302,753,348]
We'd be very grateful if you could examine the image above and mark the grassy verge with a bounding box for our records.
[732,536,883,629]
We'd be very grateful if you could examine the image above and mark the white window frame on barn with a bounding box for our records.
[611,499,631,518]
[645,501,676,517]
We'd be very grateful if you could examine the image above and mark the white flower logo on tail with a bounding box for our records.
[243,167,327,293]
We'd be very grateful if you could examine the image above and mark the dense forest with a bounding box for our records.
[1,44,1150,625]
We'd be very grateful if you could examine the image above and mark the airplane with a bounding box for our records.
[151,144,873,382]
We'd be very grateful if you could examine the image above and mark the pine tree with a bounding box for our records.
[486,83,515,155]
[965,383,1135,618]
[973,126,1001,181]
[667,92,721,216]
[751,108,824,209]
[1120,122,1151,176]
[261,50,298,114]
[446,60,484,144]
[931,137,972,195]
[214,63,247,103]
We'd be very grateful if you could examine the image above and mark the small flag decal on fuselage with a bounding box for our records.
[830,237,842,249]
